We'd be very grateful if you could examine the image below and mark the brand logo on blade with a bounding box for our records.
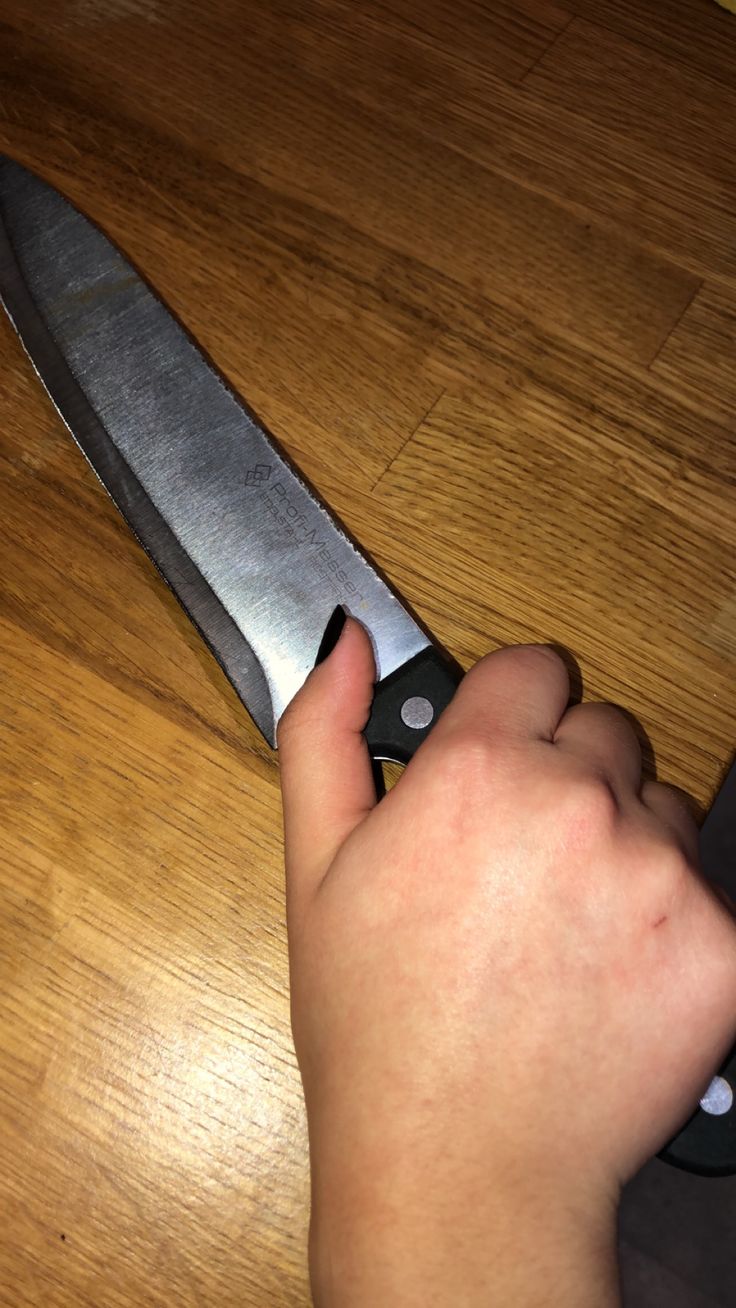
[245,463,272,486]
[252,474,367,607]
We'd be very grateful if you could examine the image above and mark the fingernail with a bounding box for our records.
[315,605,347,666]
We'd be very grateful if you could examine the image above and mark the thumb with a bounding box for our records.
[277,617,377,919]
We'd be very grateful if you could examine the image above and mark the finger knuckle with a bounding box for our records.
[648,843,692,894]
[560,772,620,844]
[434,727,500,790]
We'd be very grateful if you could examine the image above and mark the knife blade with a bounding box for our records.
[0,155,732,1176]
[0,155,460,759]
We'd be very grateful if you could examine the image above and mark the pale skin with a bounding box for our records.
[277,619,736,1307]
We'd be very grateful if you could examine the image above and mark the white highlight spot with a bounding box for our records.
[700,1076,733,1116]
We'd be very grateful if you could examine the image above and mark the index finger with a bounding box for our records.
[429,644,571,746]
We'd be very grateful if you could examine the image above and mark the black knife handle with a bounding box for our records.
[364,646,463,763]
[658,757,736,1176]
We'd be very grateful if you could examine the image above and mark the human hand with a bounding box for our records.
[278,619,736,1307]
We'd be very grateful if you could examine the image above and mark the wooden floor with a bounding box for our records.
[1,2,735,1305]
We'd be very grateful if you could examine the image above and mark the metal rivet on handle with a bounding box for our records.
[400,696,434,730]
[699,1076,733,1116]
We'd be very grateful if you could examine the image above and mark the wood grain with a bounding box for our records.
[0,10,700,365]
[652,281,736,426]
[524,17,736,281]
[0,2,735,1305]
[263,0,735,286]
[573,0,736,89]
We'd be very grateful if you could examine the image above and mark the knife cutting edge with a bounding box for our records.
[0,155,733,1176]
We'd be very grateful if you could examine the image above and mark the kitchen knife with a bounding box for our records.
[0,156,733,1176]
